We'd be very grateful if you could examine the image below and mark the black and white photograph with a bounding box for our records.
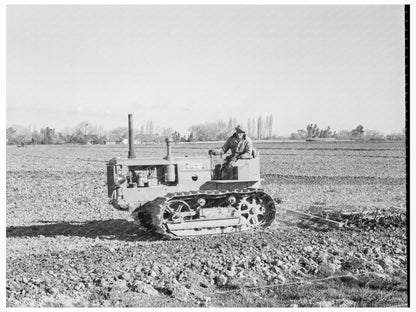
[5,3,410,308]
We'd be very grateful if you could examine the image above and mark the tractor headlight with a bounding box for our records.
[116,174,126,185]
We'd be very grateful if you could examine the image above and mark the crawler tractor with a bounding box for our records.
[106,114,279,237]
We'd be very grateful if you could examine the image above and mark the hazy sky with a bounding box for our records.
[6,5,405,136]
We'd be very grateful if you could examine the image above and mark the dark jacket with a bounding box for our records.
[222,133,253,159]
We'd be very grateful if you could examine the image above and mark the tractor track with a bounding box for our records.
[131,189,277,238]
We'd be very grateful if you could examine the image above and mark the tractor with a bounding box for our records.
[106,114,279,237]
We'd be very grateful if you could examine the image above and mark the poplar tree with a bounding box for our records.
[257,116,264,140]
[252,117,257,139]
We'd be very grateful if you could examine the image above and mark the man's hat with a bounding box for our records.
[235,125,246,133]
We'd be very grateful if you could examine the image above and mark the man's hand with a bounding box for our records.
[209,149,224,156]
[208,149,217,156]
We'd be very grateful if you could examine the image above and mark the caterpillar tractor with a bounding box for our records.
[106,114,280,238]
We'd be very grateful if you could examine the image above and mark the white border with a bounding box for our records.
[2,2,412,311]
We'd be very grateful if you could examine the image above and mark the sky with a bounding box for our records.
[6,5,406,136]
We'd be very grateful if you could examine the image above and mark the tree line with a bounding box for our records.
[6,116,404,145]
[6,114,275,145]
[6,120,177,145]
[187,115,274,142]
[290,124,405,141]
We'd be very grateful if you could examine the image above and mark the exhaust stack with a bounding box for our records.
[128,114,136,159]
[165,137,173,161]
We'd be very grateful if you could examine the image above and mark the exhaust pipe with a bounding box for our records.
[128,114,136,159]
[164,137,176,182]
[165,137,173,161]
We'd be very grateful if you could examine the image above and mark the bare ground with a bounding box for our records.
[6,142,408,307]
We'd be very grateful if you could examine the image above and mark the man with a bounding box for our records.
[209,125,255,168]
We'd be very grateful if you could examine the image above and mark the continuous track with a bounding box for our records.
[131,189,277,237]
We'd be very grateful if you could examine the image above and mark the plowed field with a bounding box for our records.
[6,141,408,307]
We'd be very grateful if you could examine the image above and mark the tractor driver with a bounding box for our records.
[209,125,255,168]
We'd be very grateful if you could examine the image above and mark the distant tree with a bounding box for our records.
[305,124,320,138]
[269,115,274,138]
[386,130,405,141]
[188,119,227,141]
[312,124,319,137]
[335,130,352,140]
[96,125,106,138]
[40,127,57,144]
[227,117,233,133]
[108,127,128,143]
[352,125,364,138]
[251,117,257,139]
[55,132,66,144]
[297,129,307,139]
[318,126,333,138]
[7,125,32,144]
[264,115,270,138]
[306,124,312,138]
[31,130,43,144]
[68,129,86,144]
[257,116,264,140]
[154,125,161,136]
[171,131,181,142]
[6,127,16,144]
[364,129,385,141]
[264,116,269,139]
[188,124,208,141]
[74,121,91,137]
[304,124,336,139]
[68,122,107,144]
[149,120,154,136]
[247,118,252,137]
[290,131,303,140]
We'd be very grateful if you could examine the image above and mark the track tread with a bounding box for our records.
[131,188,277,237]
